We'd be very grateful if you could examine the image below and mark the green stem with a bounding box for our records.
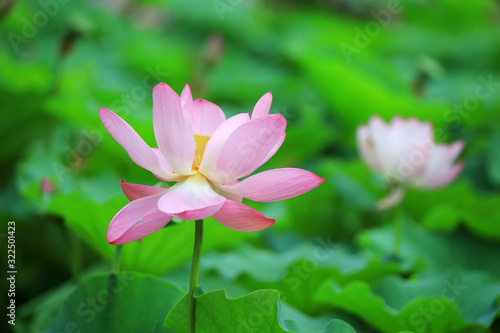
[188,219,204,333]
[112,245,123,273]
[107,245,123,303]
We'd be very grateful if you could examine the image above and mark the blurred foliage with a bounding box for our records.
[47,272,185,333]
[1,0,500,332]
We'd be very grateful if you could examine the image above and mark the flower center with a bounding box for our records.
[192,134,210,172]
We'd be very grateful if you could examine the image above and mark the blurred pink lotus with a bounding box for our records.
[100,83,324,244]
[357,115,464,210]
[41,177,56,195]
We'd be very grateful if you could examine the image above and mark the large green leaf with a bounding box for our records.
[16,264,111,333]
[165,289,357,333]
[16,283,75,333]
[374,271,500,326]
[239,256,409,315]
[200,244,317,282]
[46,273,185,333]
[403,181,500,240]
[163,258,358,333]
[198,243,414,315]
[315,269,500,332]
[358,217,500,278]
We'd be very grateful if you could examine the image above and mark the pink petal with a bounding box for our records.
[120,180,169,201]
[412,140,465,189]
[157,173,225,221]
[199,113,250,178]
[251,92,272,119]
[420,162,464,190]
[190,99,226,136]
[368,116,433,181]
[151,148,174,172]
[356,125,382,174]
[261,133,286,166]
[106,193,171,245]
[99,107,180,181]
[213,180,243,202]
[249,93,277,159]
[220,168,324,202]
[389,117,434,179]
[421,163,464,189]
[367,116,395,176]
[149,148,186,181]
[180,83,194,120]
[153,83,195,175]
[213,114,287,183]
[212,200,275,232]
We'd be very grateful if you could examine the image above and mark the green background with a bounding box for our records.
[1,0,500,332]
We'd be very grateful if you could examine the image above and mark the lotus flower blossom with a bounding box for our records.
[357,116,464,210]
[100,83,324,244]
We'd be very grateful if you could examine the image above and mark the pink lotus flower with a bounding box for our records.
[357,116,465,210]
[100,83,324,244]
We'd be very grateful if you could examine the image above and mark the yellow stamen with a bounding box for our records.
[192,134,211,171]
